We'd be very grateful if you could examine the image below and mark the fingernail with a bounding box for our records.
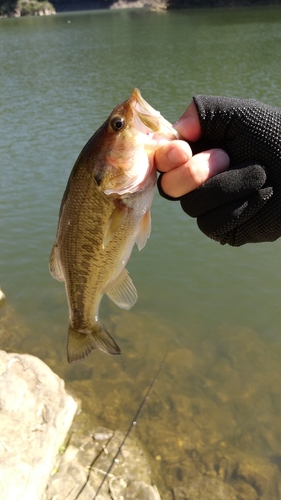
[210,149,230,173]
[174,115,201,142]
[167,144,189,164]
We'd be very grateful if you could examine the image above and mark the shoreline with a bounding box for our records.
[1,0,280,18]
[53,0,281,12]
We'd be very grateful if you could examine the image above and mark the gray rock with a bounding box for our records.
[0,351,78,500]
[46,426,161,500]
[110,0,167,10]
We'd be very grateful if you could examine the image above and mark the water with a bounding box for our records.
[1,6,281,497]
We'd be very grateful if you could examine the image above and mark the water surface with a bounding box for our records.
[1,6,281,498]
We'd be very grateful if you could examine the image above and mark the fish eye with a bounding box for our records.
[110,116,125,132]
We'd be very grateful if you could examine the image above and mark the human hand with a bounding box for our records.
[156,101,230,198]
[156,96,281,246]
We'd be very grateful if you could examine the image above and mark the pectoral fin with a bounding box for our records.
[103,204,129,249]
[49,244,64,282]
[105,268,138,310]
[135,210,151,251]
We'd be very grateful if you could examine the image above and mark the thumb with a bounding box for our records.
[174,101,202,142]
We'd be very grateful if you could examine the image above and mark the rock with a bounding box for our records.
[0,0,56,17]
[0,288,5,304]
[236,456,279,498]
[0,351,78,500]
[172,477,238,500]
[110,0,167,10]
[46,425,162,499]
[0,303,29,353]
[0,342,161,499]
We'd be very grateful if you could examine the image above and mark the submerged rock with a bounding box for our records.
[172,477,238,500]
[46,425,161,499]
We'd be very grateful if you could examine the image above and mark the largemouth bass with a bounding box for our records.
[50,89,178,363]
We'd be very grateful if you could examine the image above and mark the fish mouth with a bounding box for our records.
[132,88,161,132]
[131,88,178,139]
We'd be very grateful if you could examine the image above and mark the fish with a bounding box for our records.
[49,88,178,363]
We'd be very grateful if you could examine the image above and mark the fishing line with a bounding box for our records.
[92,340,172,499]
[73,434,114,500]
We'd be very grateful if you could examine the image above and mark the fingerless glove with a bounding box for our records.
[180,96,281,246]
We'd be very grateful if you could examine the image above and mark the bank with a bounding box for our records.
[1,0,280,18]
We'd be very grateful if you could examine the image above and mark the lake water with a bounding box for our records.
[1,5,281,498]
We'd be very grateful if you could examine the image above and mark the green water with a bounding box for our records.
[1,6,281,498]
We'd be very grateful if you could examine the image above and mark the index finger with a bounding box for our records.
[155,140,193,173]
[159,149,230,198]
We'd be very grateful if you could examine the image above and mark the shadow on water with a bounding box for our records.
[2,302,281,499]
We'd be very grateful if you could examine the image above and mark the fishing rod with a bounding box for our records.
[91,341,172,499]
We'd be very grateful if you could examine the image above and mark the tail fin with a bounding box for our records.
[67,324,121,363]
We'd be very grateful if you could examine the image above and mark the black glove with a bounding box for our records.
[171,96,281,246]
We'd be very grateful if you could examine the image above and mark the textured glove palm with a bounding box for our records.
[180,96,281,246]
